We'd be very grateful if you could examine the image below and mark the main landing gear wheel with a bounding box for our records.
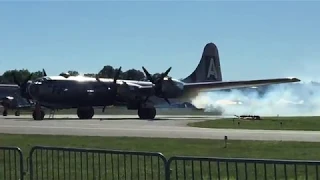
[15,111,20,116]
[77,107,94,119]
[138,107,156,119]
[32,110,45,120]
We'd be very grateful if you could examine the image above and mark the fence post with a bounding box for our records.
[165,161,169,180]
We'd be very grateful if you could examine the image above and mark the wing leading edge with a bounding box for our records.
[182,77,300,92]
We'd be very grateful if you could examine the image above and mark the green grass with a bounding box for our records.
[1,134,320,179]
[188,116,320,131]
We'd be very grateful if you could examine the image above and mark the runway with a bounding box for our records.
[1,114,320,142]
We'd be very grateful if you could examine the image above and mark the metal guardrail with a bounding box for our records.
[1,145,320,180]
[166,156,320,180]
[0,146,24,180]
[28,146,167,180]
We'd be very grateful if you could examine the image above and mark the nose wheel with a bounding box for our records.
[2,103,9,116]
[2,110,7,116]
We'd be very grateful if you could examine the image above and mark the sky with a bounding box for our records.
[0,1,319,81]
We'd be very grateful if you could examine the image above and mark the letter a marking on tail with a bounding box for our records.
[207,57,217,79]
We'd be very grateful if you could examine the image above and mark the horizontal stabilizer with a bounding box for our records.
[183,77,300,91]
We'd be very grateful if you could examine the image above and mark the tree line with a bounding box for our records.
[0,65,161,84]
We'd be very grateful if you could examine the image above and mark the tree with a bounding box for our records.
[1,69,31,84]
[31,70,46,80]
[67,70,79,76]
[122,69,145,80]
[0,65,149,83]
[98,65,115,78]
[84,73,96,78]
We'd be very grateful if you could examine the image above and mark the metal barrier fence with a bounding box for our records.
[0,146,24,180]
[29,146,167,180]
[2,145,320,180]
[166,156,320,180]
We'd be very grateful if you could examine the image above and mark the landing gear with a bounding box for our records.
[48,109,56,119]
[77,107,94,119]
[32,110,45,120]
[2,110,7,116]
[138,106,156,119]
[2,104,8,116]
[33,102,45,120]
[14,110,20,116]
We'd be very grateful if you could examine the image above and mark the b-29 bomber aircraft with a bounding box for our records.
[12,42,300,120]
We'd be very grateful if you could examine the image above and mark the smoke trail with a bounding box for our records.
[191,81,320,116]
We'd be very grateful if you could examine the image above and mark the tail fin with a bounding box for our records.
[182,42,222,83]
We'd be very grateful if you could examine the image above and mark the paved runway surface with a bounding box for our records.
[1,114,320,142]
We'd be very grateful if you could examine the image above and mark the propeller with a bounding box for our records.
[142,66,172,104]
[96,67,122,112]
[12,68,47,103]
[42,69,47,76]
[12,72,33,102]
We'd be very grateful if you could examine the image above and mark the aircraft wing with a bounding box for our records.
[182,77,300,91]
[132,77,300,95]
[0,84,34,108]
[0,84,19,87]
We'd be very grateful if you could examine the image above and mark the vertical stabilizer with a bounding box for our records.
[182,42,222,83]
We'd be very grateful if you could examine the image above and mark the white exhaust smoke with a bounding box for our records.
[191,81,320,116]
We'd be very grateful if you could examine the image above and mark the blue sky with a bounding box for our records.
[0,1,319,81]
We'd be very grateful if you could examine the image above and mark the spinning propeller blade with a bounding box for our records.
[113,67,121,83]
[142,66,172,104]
[42,69,47,76]
[12,71,33,103]
[96,67,122,112]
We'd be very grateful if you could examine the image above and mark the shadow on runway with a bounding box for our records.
[7,118,174,121]
[3,115,215,121]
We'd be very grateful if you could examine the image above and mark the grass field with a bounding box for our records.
[1,134,320,179]
[188,116,320,131]
[3,133,320,160]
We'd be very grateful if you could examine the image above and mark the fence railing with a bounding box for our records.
[29,146,167,180]
[0,146,24,180]
[166,156,320,180]
[2,145,320,180]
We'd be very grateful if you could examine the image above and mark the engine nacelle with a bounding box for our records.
[160,78,184,98]
[0,96,15,108]
[117,78,185,101]
[117,82,141,99]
